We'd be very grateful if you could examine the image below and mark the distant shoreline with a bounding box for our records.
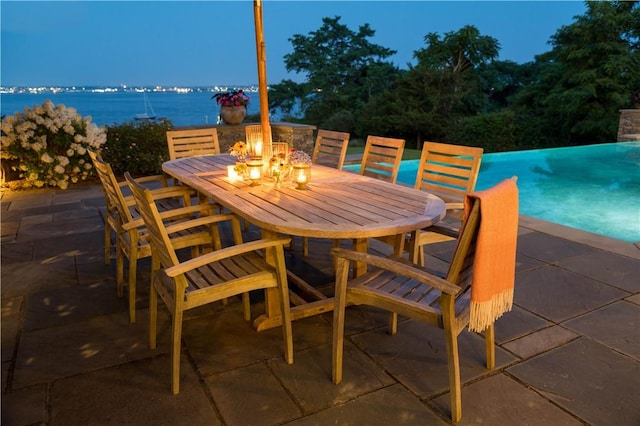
[0,85,262,95]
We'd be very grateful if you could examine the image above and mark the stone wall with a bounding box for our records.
[177,122,317,154]
[617,109,640,141]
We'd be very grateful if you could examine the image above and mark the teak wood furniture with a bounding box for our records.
[125,173,293,394]
[331,179,518,422]
[409,141,483,265]
[311,129,351,170]
[359,135,405,183]
[166,128,221,160]
[89,148,218,323]
[300,129,352,256]
[162,154,446,330]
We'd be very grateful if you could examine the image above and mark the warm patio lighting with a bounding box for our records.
[227,165,241,181]
[292,164,311,189]
[247,160,263,186]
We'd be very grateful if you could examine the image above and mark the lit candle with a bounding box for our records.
[297,171,307,183]
[250,167,261,180]
[227,165,239,181]
[255,141,263,157]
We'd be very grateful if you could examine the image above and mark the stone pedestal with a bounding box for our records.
[617,109,640,141]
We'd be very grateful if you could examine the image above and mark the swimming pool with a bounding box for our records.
[347,142,640,243]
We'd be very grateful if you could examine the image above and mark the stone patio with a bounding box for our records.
[1,184,638,425]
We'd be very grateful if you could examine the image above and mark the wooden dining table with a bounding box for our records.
[163,154,446,330]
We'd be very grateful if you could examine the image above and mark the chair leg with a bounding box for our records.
[128,247,138,324]
[388,312,398,335]
[171,308,184,395]
[149,278,158,350]
[332,256,350,384]
[116,243,125,298]
[485,323,495,369]
[274,248,294,364]
[104,223,111,265]
[242,293,251,321]
[443,323,462,422]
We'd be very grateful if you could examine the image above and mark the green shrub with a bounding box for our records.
[1,100,107,189]
[321,110,355,134]
[447,110,521,152]
[101,119,174,176]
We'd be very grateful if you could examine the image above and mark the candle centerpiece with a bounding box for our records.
[247,159,263,186]
[289,149,312,190]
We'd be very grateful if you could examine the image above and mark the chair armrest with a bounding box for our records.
[164,237,291,277]
[120,174,169,187]
[121,204,224,231]
[123,185,195,207]
[164,213,238,235]
[330,247,460,295]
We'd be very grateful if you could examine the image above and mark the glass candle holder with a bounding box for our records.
[292,164,311,189]
[227,165,240,182]
[247,160,263,186]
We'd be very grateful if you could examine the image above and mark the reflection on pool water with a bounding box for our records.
[347,142,640,243]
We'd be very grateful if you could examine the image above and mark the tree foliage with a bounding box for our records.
[513,1,640,145]
[269,16,399,131]
[271,1,639,151]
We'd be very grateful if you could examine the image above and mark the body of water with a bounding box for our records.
[1,90,264,127]
[4,92,639,242]
[348,142,640,243]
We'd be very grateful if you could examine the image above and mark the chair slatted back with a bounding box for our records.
[125,173,181,269]
[89,149,135,226]
[312,129,350,170]
[445,199,480,292]
[166,128,220,160]
[360,135,405,183]
[415,142,483,204]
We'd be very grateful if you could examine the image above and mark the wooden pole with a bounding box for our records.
[253,0,271,153]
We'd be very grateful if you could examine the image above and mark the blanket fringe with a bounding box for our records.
[468,288,514,332]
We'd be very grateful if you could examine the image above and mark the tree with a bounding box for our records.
[361,25,501,146]
[514,1,640,145]
[269,16,398,130]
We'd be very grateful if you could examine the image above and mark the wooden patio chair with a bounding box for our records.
[332,178,518,422]
[89,147,173,265]
[166,128,220,160]
[89,147,193,264]
[359,135,405,183]
[408,141,483,265]
[293,129,351,256]
[312,129,350,170]
[125,172,294,395]
[89,149,222,323]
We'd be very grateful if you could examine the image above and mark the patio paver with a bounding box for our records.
[1,185,639,425]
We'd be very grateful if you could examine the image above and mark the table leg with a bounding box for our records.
[352,238,369,277]
[253,234,370,331]
[252,230,334,331]
[253,229,281,329]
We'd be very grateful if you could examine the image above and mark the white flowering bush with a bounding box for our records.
[1,100,106,189]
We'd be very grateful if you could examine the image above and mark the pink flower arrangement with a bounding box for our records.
[212,90,250,107]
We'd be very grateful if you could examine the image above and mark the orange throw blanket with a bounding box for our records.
[465,178,519,332]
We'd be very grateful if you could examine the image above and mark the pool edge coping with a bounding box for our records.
[519,214,640,259]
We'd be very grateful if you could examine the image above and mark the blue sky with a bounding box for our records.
[1,1,587,87]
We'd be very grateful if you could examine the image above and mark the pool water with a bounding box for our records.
[347,142,640,243]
